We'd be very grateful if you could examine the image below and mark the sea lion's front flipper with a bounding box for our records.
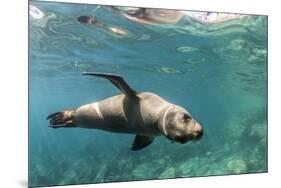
[131,135,154,151]
[82,72,137,97]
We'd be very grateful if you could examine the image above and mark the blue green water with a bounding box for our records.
[29,1,268,187]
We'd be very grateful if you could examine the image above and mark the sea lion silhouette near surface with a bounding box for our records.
[47,72,203,151]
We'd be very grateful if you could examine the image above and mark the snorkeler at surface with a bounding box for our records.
[111,7,244,25]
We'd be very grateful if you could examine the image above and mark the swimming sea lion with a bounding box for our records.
[77,16,128,36]
[47,72,203,151]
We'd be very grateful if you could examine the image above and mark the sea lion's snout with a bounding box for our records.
[177,120,203,143]
[192,121,203,140]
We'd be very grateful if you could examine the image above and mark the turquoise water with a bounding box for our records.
[29,1,268,187]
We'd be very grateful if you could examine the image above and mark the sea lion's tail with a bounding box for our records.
[47,109,76,128]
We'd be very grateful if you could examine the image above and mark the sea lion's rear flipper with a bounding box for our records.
[47,110,76,128]
[131,135,154,151]
[82,72,137,97]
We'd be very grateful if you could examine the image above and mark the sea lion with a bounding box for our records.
[77,16,128,36]
[47,72,203,151]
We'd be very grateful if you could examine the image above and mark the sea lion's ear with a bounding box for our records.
[131,135,154,151]
[81,72,137,97]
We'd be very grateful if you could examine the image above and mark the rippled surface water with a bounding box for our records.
[29,1,268,187]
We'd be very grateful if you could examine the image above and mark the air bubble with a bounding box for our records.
[177,46,198,53]
[158,67,181,74]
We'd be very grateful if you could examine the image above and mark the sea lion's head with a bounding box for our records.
[159,105,203,144]
[77,16,103,27]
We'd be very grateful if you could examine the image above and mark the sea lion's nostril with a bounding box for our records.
[197,129,203,138]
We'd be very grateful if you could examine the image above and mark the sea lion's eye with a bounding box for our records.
[183,114,191,121]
